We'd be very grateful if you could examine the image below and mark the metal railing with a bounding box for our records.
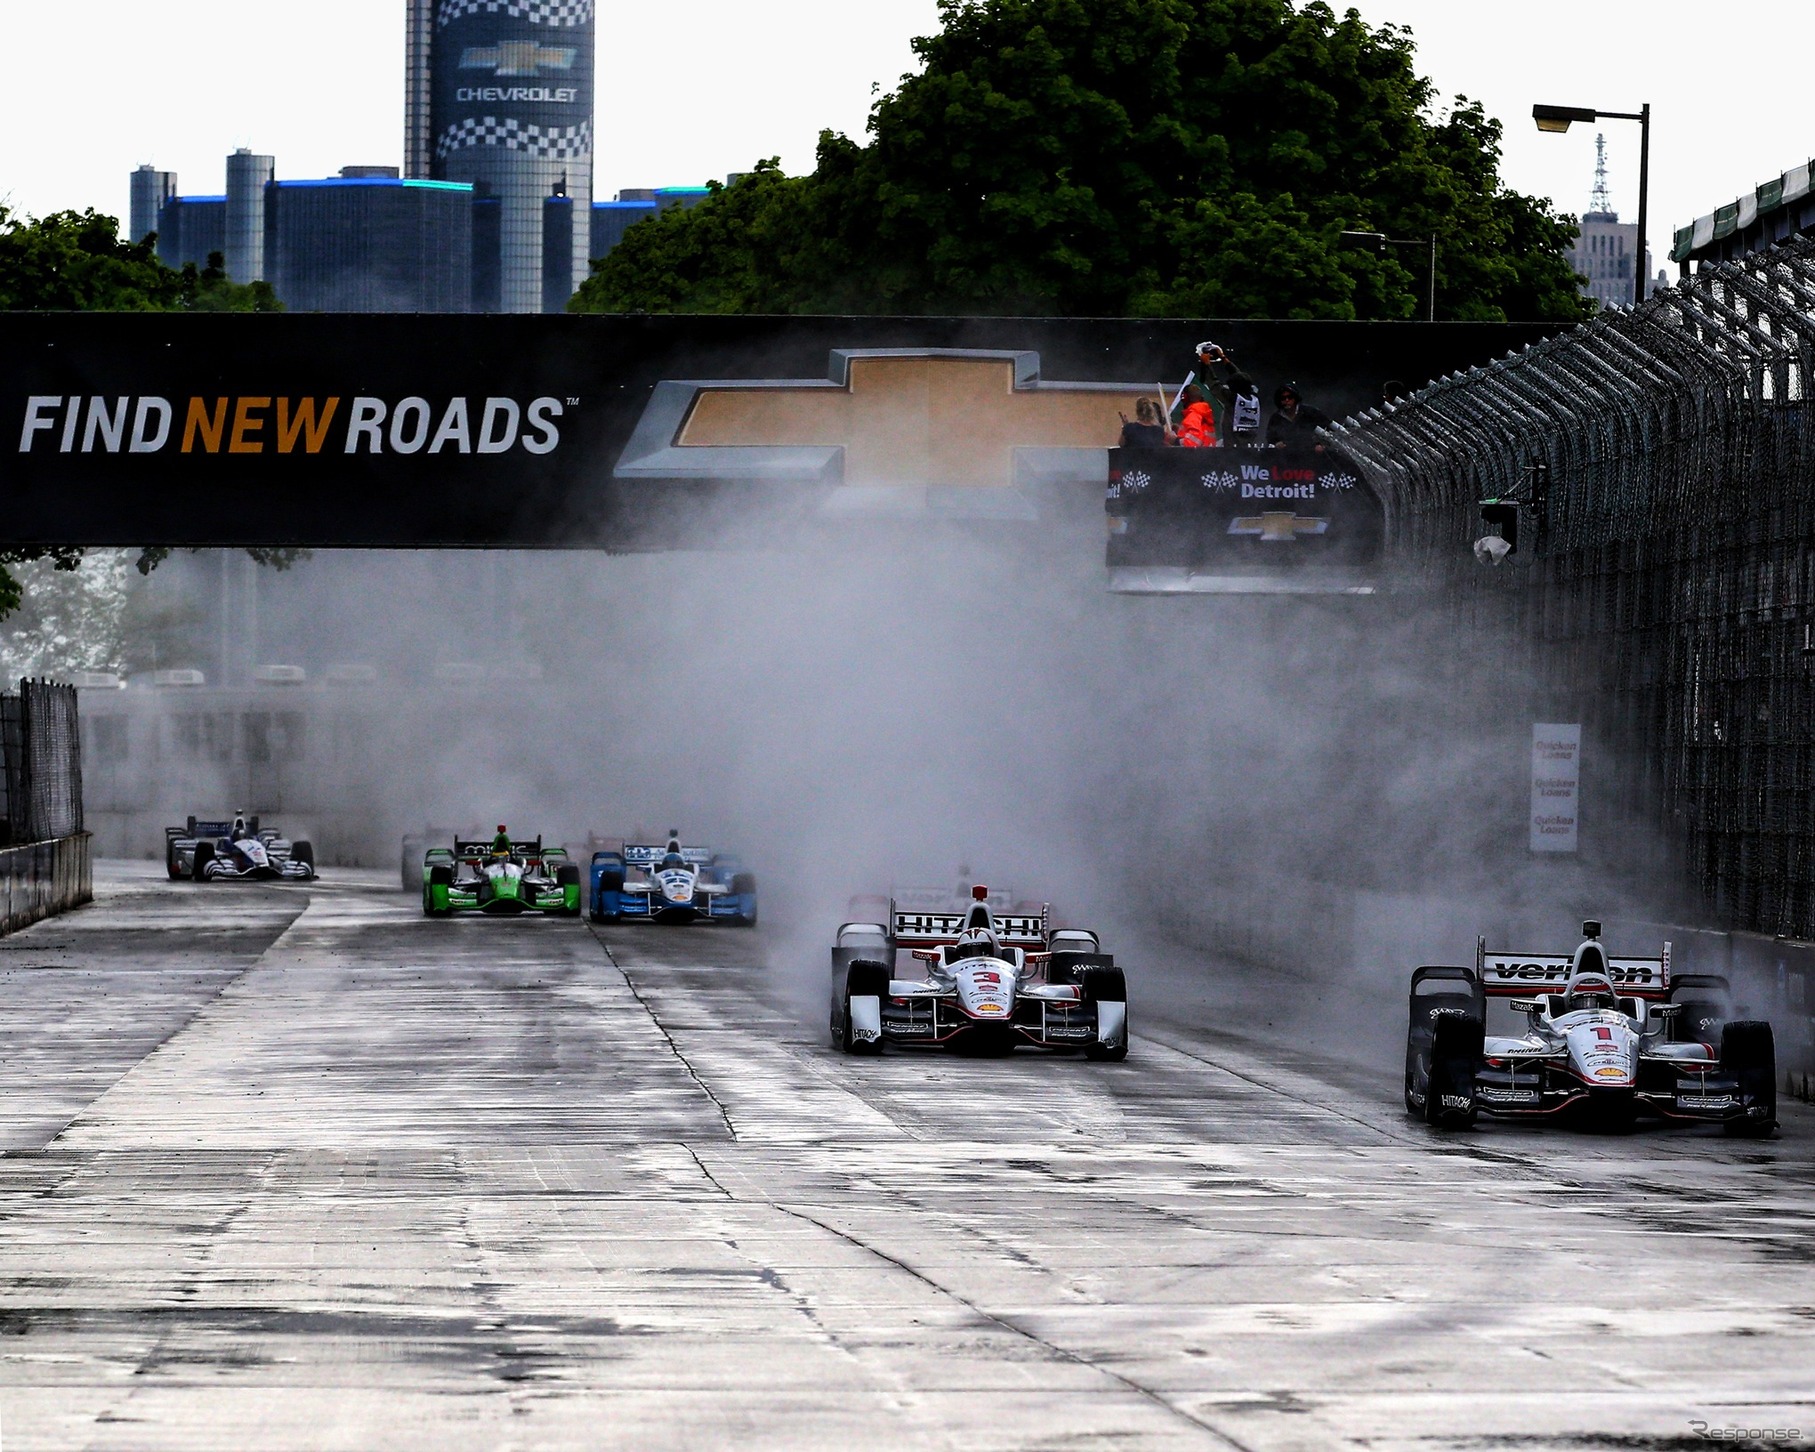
[0,679,84,846]
[1330,237,1815,938]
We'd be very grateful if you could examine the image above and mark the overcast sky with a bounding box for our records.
[4,1,1809,278]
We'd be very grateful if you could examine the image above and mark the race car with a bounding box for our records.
[1405,920,1776,1134]
[589,834,757,925]
[421,829,581,917]
[166,813,315,882]
[829,885,1128,1058]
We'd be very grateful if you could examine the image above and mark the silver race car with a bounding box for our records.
[830,886,1128,1059]
[1406,920,1776,1134]
[166,813,316,883]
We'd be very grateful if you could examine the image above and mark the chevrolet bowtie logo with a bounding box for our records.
[459,42,577,77]
[1228,512,1329,542]
[615,349,1151,491]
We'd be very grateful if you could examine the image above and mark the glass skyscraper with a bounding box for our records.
[130,166,176,245]
[406,0,595,314]
[267,176,475,312]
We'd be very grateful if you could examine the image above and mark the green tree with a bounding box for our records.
[0,207,283,313]
[573,0,1589,322]
[0,206,290,625]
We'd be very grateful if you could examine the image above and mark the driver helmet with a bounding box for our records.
[661,851,687,871]
[1565,972,1616,1014]
[231,810,248,840]
[953,926,999,962]
[490,825,512,858]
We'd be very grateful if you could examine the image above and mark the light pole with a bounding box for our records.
[1338,230,1436,321]
[1534,102,1651,307]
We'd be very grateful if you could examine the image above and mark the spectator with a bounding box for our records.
[1198,343,1264,447]
[1175,384,1218,448]
[1118,396,1173,449]
[1265,382,1332,449]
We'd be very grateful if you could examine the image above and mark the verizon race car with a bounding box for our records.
[589,834,757,925]
[421,831,581,917]
[1406,920,1776,1134]
[166,814,315,882]
[829,886,1128,1058]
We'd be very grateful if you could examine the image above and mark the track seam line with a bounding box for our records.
[773,1202,1259,1452]
[587,926,739,1143]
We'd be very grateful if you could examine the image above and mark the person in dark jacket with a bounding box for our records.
[1197,342,1264,447]
[1265,382,1333,449]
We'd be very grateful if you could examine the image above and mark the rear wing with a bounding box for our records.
[454,836,545,857]
[891,903,1050,947]
[1475,936,1672,999]
[623,844,713,867]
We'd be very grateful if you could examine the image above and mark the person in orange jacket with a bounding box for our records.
[1174,384,1219,448]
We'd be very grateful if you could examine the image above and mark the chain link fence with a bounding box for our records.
[0,678,84,845]
[1330,237,1815,938]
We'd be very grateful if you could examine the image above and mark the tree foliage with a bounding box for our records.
[0,206,283,313]
[573,0,1588,322]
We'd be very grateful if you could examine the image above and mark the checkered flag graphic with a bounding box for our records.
[437,117,593,161]
[1323,471,1359,491]
[1120,469,1153,493]
[438,0,595,26]
[1200,470,1241,491]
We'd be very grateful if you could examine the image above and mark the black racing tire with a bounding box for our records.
[730,872,756,896]
[292,841,315,874]
[1403,1037,1421,1116]
[593,870,624,923]
[424,862,453,917]
[1423,1014,1482,1129]
[1721,1020,1777,1137]
[191,840,215,882]
[841,959,889,1056]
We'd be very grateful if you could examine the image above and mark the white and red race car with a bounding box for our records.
[829,886,1128,1059]
[1407,920,1776,1134]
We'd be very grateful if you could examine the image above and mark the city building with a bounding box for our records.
[586,188,710,273]
[1564,135,1663,310]
[129,166,175,245]
[225,148,275,284]
[155,195,226,270]
[266,172,475,313]
[405,0,595,315]
[1674,152,1815,272]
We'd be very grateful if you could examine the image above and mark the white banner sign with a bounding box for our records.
[1530,723,1580,853]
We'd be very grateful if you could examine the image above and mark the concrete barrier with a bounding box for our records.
[0,833,93,936]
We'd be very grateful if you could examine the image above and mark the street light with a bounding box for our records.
[1338,230,1436,322]
[1533,102,1651,307]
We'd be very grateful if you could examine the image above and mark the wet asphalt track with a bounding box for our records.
[0,864,1811,1451]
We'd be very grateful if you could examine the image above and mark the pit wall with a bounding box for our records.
[0,834,94,936]
[1159,877,1815,1085]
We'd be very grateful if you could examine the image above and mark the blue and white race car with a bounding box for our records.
[589,834,757,925]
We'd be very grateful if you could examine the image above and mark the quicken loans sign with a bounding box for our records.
[1530,723,1581,853]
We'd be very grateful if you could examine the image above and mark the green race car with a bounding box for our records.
[422,831,582,918]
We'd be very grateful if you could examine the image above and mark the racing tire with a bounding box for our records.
[1403,1037,1421,1116]
[166,845,184,881]
[292,841,315,878]
[424,863,454,917]
[1423,1014,1482,1129]
[841,960,888,1056]
[592,871,624,924]
[730,873,758,928]
[555,864,582,917]
[190,840,215,883]
[1079,966,1129,1062]
[1720,1020,1777,1137]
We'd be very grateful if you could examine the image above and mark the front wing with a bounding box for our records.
[1473,1050,1755,1123]
[874,985,1107,1049]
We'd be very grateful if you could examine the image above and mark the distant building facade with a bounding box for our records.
[406,0,595,315]
[129,166,175,245]
[266,174,475,313]
[1565,135,1664,310]
[140,157,713,312]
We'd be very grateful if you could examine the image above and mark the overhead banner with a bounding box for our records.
[0,313,1560,550]
[1531,723,1581,853]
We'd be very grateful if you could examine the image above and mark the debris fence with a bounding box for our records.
[0,678,84,846]
[1331,237,1815,938]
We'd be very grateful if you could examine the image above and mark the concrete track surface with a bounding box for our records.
[0,866,1811,1452]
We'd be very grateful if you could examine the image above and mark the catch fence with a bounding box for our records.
[1330,237,1815,938]
[0,678,84,846]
